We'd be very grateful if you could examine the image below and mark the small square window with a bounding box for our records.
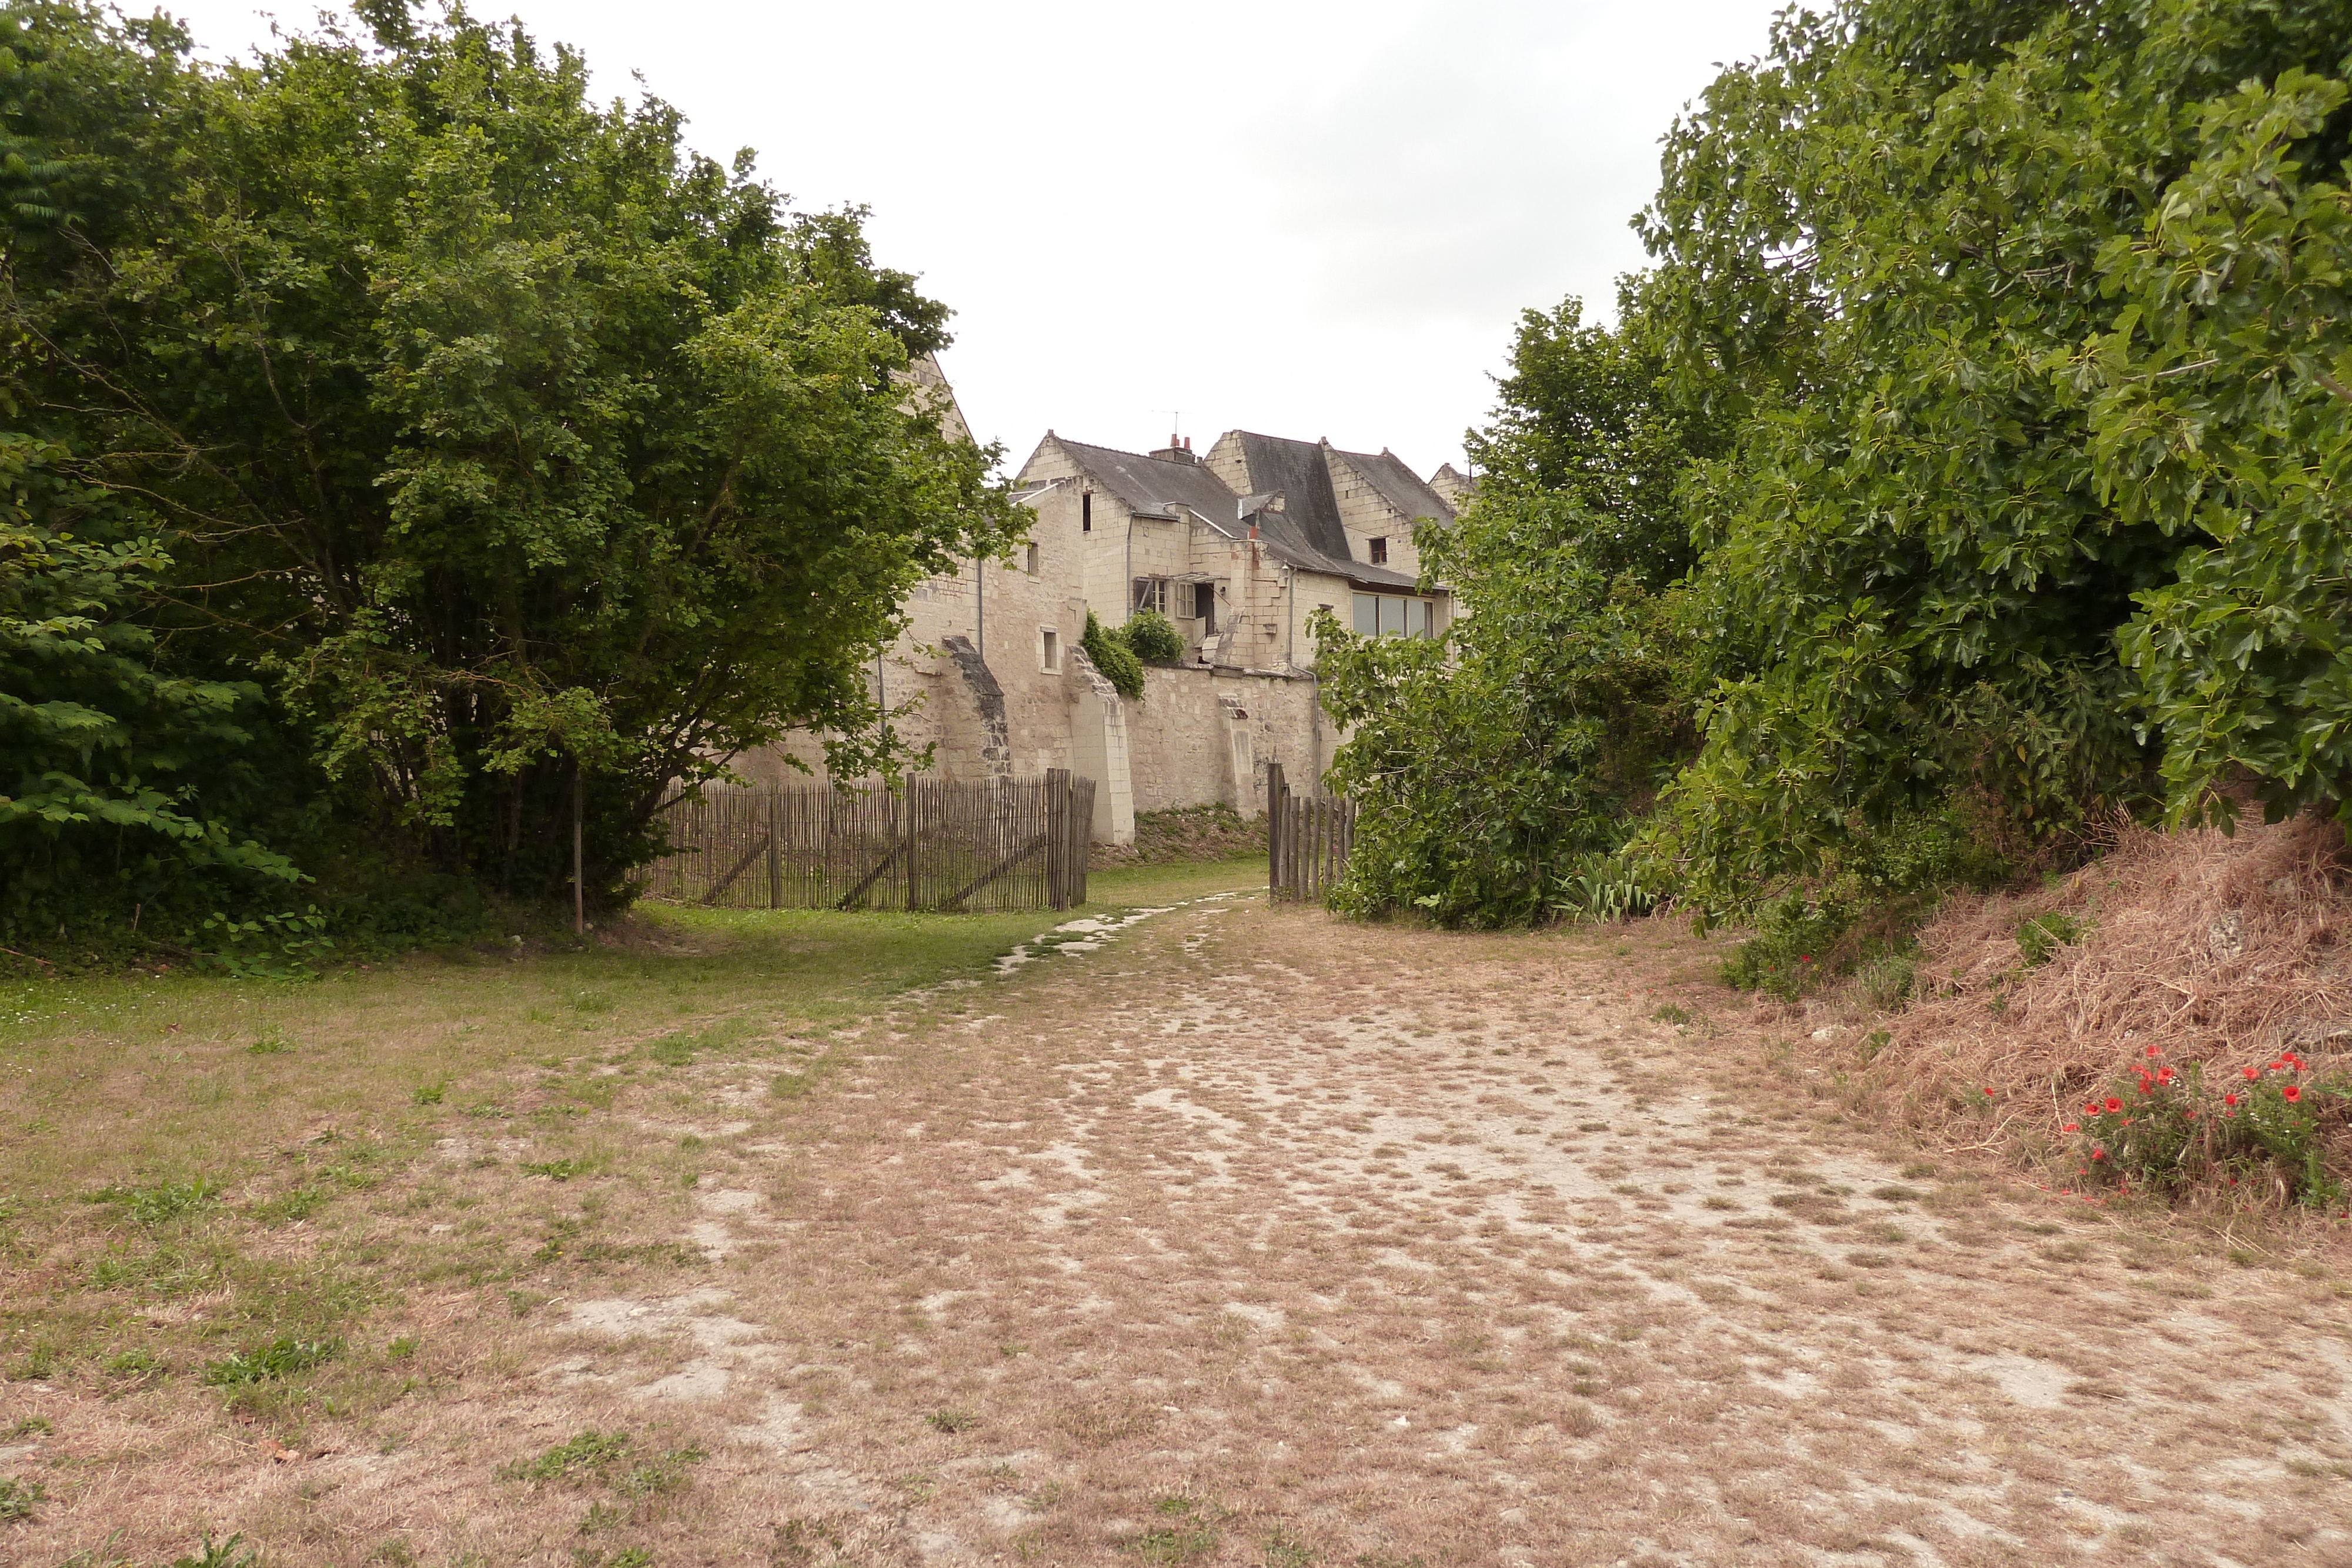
[1369,536,1389,565]
[1040,627,1062,673]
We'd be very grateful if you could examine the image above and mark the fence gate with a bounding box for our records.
[1267,762,1355,904]
[645,771,1095,913]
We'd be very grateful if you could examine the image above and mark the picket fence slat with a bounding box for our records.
[1267,762,1354,904]
[645,773,1094,913]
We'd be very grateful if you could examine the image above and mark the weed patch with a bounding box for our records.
[201,1335,342,1387]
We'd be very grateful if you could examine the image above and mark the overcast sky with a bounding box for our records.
[161,0,1783,480]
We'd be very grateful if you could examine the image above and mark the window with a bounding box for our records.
[1081,491,1092,533]
[1369,536,1388,565]
[1132,577,1168,616]
[1352,594,1438,638]
[1039,627,1062,673]
[1024,543,1040,576]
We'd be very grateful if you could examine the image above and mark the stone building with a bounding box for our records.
[741,374,1462,846]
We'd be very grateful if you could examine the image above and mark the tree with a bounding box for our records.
[1632,0,2352,906]
[1464,286,1725,587]
[2,2,1018,912]
[1316,493,1698,927]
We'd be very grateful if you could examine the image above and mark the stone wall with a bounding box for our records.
[1125,663,1336,815]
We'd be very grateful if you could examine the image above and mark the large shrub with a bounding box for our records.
[0,2,1017,924]
[1635,0,2352,906]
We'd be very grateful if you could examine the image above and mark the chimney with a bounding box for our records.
[1150,433,1197,465]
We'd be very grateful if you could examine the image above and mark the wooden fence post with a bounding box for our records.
[766,790,782,909]
[1044,768,1071,911]
[1265,762,1288,902]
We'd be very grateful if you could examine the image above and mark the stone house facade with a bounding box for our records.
[742,370,1463,845]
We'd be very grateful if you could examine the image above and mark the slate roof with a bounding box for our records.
[1040,433,1439,595]
[1050,438,1244,526]
[1337,447,1456,529]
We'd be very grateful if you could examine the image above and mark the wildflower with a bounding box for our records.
[2105,1097,2123,1113]
[2092,1146,2106,1161]
[2145,1045,2161,1059]
[2243,1066,2260,1081]
[2269,1061,2288,1074]
[2224,1093,2239,1107]
[1799,954,1812,965]
[2063,1122,2079,1133]
[2284,1085,2303,1103]
[2156,1067,2176,1085]
[1983,1086,1996,1098]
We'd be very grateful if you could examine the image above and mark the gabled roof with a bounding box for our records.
[1335,446,1456,527]
[1217,432,1352,561]
[1250,509,1424,591]
[1031,431,1443,596]
[1050,437,1243,525]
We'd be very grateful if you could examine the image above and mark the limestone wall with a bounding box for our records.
[1125,663,1337,814]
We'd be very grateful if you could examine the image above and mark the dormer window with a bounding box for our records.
[1369,537,1389,565]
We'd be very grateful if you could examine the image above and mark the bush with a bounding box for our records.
[1080,613,1145,699]
[2062,1047,2347,1208]
[1120,610,1185,663]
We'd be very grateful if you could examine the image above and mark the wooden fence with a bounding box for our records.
[644,771,1095,913]
[1267,763,1355,904]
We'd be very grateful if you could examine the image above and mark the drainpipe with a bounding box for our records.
[1285,563,1297,670]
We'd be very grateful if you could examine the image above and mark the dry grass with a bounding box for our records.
[1813,812,2352,1185]
[2,866,2348,1566]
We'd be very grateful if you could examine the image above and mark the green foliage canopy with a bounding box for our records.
[1635,0,2352,906]
[1,2,1017,915]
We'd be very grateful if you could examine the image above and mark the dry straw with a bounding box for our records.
[1871,810,2352,1174]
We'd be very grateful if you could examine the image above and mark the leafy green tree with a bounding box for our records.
[1632,0,2352,905]
[2083,69,2352,830]
[3,2,1017,910]
[0,424,296,927]
[1463,287,1725,587]
[1316,492,1698,927]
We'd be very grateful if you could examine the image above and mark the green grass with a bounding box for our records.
[0,855,1264,1415]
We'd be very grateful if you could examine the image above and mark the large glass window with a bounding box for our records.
[1351,593,1440,638]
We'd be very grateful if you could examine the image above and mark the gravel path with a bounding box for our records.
[563,897,2352,1566]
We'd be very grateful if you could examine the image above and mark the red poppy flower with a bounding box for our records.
[2091,1146,2106,1161]
[2063,1122,2079,1133]
[2145,1044,2161,1059]
[2106,1098,2123,1113]
[2244,1066,2260,1081]
[2224,1093,2239,1107]
[2156,1068,2176,1084]
[1799,954,1812,964]
[2269,1061,2288,1074]
[2284,1085,2303,1103]
[2085,1102,2101,1115]
[1983,1086,1996,1098]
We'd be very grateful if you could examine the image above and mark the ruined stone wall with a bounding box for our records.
[1125,664,1335,815]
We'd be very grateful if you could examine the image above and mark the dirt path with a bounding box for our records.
[19,897,2352,1566]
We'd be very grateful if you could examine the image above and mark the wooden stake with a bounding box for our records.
[572,761,585,935]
